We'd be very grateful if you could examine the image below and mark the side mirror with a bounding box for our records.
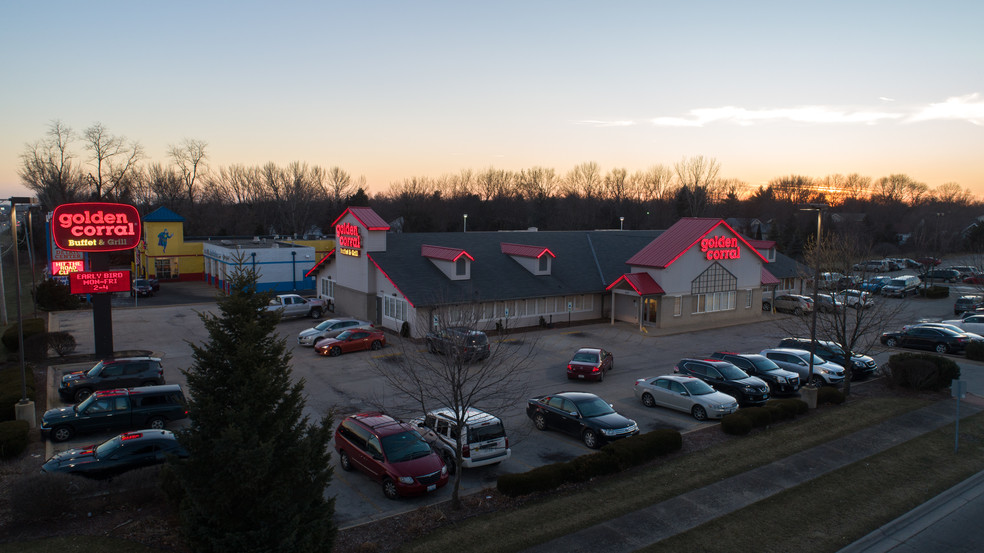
[569,411,578,417]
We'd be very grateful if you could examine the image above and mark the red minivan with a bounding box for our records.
[334,412,449,499]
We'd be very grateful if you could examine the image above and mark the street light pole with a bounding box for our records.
[801,204,828,390]
[463,214,468,232]
[619,216,624,230]
[9,197,36,428]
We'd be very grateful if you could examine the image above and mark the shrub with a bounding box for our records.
[46,331,77,357]
[766,398,807,418]
[0,365,36,422]
[23,333,48,362]
[0,420,29,459]
[919,285,949,299]
[497,462,571,497]
[601,429,683,468]
[966,341,984,361]
[738,406,773,428]
[568,451,621,482]
[818,386,845,405]
[400,321,410,338]
[885,353,960,391]
[36,278,81,311]
[721,413,752,435]
[2,318,46,352]
[766,404,791,422]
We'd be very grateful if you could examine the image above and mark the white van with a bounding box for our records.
[881,275,921,297]
[864,259,892,273]
[415,407,511,474]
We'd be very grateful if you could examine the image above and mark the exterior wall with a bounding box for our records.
[612,292,639,324]
[510,255,550,275]
[203,243,317,293]
[334,213,373,296]
[141,219,204,282]
[427,258,470,280]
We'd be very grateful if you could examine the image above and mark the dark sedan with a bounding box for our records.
[41,430,187,478]
[880,327,971,354]
[526,392,638,449]
[566,347,614,381]
[673,358,770,406]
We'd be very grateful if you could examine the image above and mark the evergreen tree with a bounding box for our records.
[167,263,335,553]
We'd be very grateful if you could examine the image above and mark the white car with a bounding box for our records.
[944,314,984,335]
[633,375,739,421]
[297,318,374,346]
[835,289,874,309]
[413,407,510,474]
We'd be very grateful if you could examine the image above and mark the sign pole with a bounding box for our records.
[90,251,114,357]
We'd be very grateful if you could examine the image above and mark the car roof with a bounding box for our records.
[347,412,414,436]
[762,347,812,356]
[655,374,701,383]
[99,356,162,364]
[553,391,605,403]
[574,347,603,354]
[679,357,736,368]
[94,384,182,398]
[428,406,500,424]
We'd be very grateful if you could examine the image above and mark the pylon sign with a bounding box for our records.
[51,203,141,252]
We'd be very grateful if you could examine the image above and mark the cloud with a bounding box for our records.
[879,96,896,102]
[650,105,902,127]
[906,93,984,126]
[574,120,636,127]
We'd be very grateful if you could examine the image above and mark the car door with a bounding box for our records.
[903,328,934,350]
[600,349,613,372]
[76,396,122,433]
[122,362,145,388]
[646,379,674,410]
[700,364,730,393]
[345,330,371,352]
[546,397,579,436]
[962,315,984,334]
[665,380,691,412]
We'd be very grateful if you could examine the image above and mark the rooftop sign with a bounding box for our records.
[51,203,142,252]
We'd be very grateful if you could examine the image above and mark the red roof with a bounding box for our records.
[421,244,474,262]
[330,206,390,231]
[761,267,780,286]
[305,249,335,278]
[605,273,665,295]
[746,239,776,249]
[626,218,768,268]
[501,242,556,259]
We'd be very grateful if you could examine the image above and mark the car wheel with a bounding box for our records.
[147,416,166,430]
[810,375,826,388]
[641,393,656,408]
[935,343,949,354]
[382,478,400,500]
[329,346,342,357]
[74,388,93,403]
[582,429,599,449]
[370,340,382,351]
[310,308,323,319]
[441,451,457,476]
[339,450,353,472]
[533,413,548,431]
[52,425,73,443]
[886,337,898,347]
[691,405,708,421]
[762,301,771,311]
[793,307,803,316]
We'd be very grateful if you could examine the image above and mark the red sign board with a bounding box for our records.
[51,203,142,252]
[699,235,741,260]
[336,222,362,257]
[69,270,131,295]
[52,260,85,277]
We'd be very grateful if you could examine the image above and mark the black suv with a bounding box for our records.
[41,429,188,478]
[424,327,491,361]
[673,359,770,406]
[775,338,877,380]
[709,352,801,395]
[59,357,165,403]
[954,295,984,315]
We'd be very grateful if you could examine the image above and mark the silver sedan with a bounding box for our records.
[297,318,374,346]
[633,375,739,421]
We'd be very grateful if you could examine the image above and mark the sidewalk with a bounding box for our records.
[519,398,984,553]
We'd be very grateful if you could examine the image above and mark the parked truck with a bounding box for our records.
[41,385,188,442]
[266,293,327,319]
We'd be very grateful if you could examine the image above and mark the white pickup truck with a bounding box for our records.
[266,294,327,319]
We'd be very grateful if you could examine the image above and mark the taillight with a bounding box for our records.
[462,445,470,458]
[592,367,599,372]
[505,437,509,448]
[567,364,573,371]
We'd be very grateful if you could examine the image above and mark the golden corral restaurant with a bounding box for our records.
[310,207,780,338]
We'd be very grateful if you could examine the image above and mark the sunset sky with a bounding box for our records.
[2,1,982,200]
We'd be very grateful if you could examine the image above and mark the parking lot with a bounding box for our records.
[45,280,973,527]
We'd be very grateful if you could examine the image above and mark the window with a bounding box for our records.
[321,278,334,298]
[383,296,408,321]
[538,255,548,272]
[673,296,682,317]
[155,258,178,279]
[456,257,467,276]
[746,290,753,309]
[692,263,737,314]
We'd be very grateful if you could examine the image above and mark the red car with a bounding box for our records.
[314,328,386,356]
[964,274,984,285]
[566,347,614,381]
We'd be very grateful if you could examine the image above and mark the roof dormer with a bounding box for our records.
[501,242,555,275]
[422,245,473,280]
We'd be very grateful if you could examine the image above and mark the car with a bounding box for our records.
[776,338,878,379]
[891,258,923,270]
[414,407,510,474]
[880,326,971,354]
[815,293,844,313]
[425,327,491,361]
[900,322,984,342]
[943,314,984,335]
[672,358,770,406]
[953,295,984,315]
[759,348,846,388]
[880,275,922,298]
[862,260,892,273]
[916,257,941,267]
[313,328,386,356]
[815,272,846,290]
[919,269,960,283]
[708,352,801,395]
[41,385,189,442]
[963,274,984,285]
[148,278,160,292]
[763,294,813,315]
[566,347,614,381]
[526,391,639,449]
[947,266,979,279]
[835,289,874,309]
[298,318,374,346]
[131,279,154,297]
[334,412,449,499]
[859,276,893,293]
[41,430,188,479]
[58,356,165,403]
[633,375,739,420]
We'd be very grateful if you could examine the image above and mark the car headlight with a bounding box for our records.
[601,428,619,436]
[819,368,830,374]
[774,376,787,383]
[441,464,448,475]
[398,476,415,485]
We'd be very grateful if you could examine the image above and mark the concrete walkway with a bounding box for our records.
[519,398,983,553]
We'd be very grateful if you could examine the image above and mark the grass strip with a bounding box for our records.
[396,396,931,553]
[641,409,984,553]
[0,536,166,553]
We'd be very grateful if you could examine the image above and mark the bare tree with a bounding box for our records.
[603,167,629,204]
[325,166,353,208]
[562,162,602,199]
[843,173,872,202]
[370,300,538,510]
[82,122,144,200]
[261,162,325,236]
[475,167,512,201]
[147,162,184,207]
[18,120,85,209]
[871,174,913,204]
[632,164,676,202]
[768,175,815,204]
[168,138,208,204]
[933,182,974,206]
[674,156,721,216]
[515,167,557,201]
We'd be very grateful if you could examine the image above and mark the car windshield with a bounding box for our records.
[718,364,750,380]
[335,330,353,340]
[749,357,782,372]
[94,435,122,458]
[76,394,97,411]
[801,353,828,364]
[470,423,505,442]
[313,320,339,331]
[380,430,433,462]
[572,352,598,363]
[681,379,715,395]
[574,396,616,418]
[86,361,106,377]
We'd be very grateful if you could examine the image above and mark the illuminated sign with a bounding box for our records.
[52,260,85,276]
[700,235,741,260]
[51,203,142,252]
[69,270,131,295]
[336,222,362,257]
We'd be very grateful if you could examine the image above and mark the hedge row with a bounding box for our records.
[885,353,960,391]
[497,429,682,497]
[721,398,809,436]
[966,341,984,362]
[919,285,950,299]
